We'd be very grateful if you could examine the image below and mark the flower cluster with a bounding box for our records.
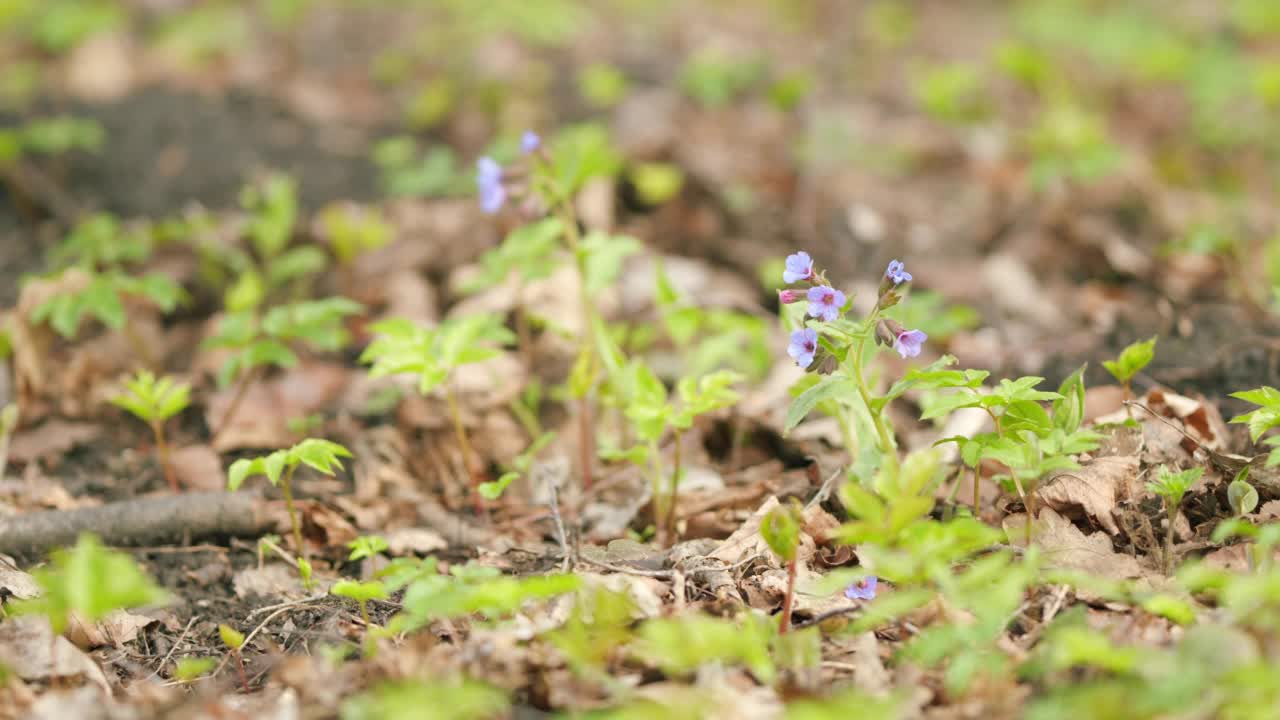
[844,575,878,601]
[780,252,927,368]
[475,131,542,215]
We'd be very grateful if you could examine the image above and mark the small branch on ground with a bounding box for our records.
[0,492,280,559]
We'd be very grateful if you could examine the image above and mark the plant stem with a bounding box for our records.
[1163,503,1178,575]
[1010,473,1032,545]
[212,366,262,443]
[555,200,600,494]
[648,439,666,544]
[848,327,894,468]
[578,398,594,491]
[233,649,249,693]
[153,421,178,493]
[664,431,683,546]
[778,556,798,634]
[1123,381,1133,422]
[972,464,981,515]
[445,385,485,517]
[359,599,370,628]
[279,465,304,560]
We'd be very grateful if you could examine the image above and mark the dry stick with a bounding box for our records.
[0,492,275,559]
[211,366,262,444]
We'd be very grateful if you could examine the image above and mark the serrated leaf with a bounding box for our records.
[227,458,255,491]
[263,450,288,486]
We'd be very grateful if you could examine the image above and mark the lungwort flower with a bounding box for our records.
[806,285,846,323]
[476,156,505,214]
[783,251,814,284]
[777,289,803,304]
[787,328,818,369]
[844,576,878,601]
[884,259,912,285]
[521,130,541,154]
[893,328,927,359]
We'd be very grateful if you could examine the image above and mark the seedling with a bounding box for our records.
[1146,465,1202,574]
[1103,336,1157,417]
[762,502,802,634]
[1228,386,1280,466]
[219,623,250,693]
[298,555,316,591]
[331,579,388,637]
[347,535,389,562]
[361,314,514,515]
[227,438,353,559]
[204,297,362,440]
[173,656,217,684]
[13,534,167,667]
[110,370,191,492]
[1226,468,1259,518]
[606,361,742,546]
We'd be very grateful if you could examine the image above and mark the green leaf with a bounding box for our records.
[874,355,973,410]
[1102,336,1157,384]
[1227,471,1259,516]
[761,504,801,562]
[331,579,389,603]
[290,438,352,476]
[478,472,519,500]
[227,458,255,491]
[784,377,858,433]
[1229,386,1280,408]
[219,623,245,649]
[1053,364,1087,434]
[580,232,641,295]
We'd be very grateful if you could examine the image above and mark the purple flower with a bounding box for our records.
[476,156,505,214]
[787,328,818,369]
[806,285,846,323]
[844,576,878,601]
[783,251,814,284]
[778,289,803,304]
[893,329,927,359]
[521,130,541,154]
[885,259,912,285]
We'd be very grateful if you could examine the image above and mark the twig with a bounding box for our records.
[790,605,863,631]
[246,592,327,620]
[215,595,325,679]
[546,476,572,573]
[148,615,199,680]
[0,492,278,559]
[576,557,673,578]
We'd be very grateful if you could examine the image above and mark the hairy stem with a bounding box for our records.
[778,556,798,634]
[279,465,304,560]
[849,322,895,468]
[664,431,683,546]
[153,420,178,493]
[213,366,262,443]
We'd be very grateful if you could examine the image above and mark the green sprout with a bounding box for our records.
[1226,468,1259,518]
[13,534,168,647]
[203,297,362,441]
[218,623,250,693]
[1228,386,1280,467]
[605,362,742,546]
[1145,465,1203,574]
[173,656,217,684]
[331,579,389,638]
[761,501,802,634]
[361,314,515,516]
[110,370,191,493]
[1103,336,1157,417]
[342,678,510,720]
[227,438,353,559]
[347,535,389,562]
[298,555,315,591]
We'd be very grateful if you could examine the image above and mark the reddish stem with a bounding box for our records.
[778,557,798,634]
[233,649,249,693]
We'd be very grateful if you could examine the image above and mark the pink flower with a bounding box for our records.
[788,328,818,368]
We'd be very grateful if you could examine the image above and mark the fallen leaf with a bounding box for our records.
[167,445,224,492]
[65,609,156,650]
[0,557,41,600]
[27,685,120,720]
[233,563,306,600]
[0,616,110,692]
[383,527,447,556]
[1004,508,1147,581]
[1038,455,1140,535]
[205,363,349,452]
[8,420,102,464]
[63,33,135,102]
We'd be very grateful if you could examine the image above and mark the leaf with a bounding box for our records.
[1053,364,1087,434]
[227,458,255,491]
[1227,475,1259,516]
[761,504,801,562]
[784,376,858,432]
[874,355,971,411]
[580,232,641,295]
[478,472,519,500]
[218,624,245,649]
[1102,336,1157,384]
[1230,386,1280,408]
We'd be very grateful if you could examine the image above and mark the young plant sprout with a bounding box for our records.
[347,535,390,562]
[331,579,389,644]
[204,297,362,441]
[473,126,635,493]
[219,624,251,693]
[360,313,515,515]
[1228,386,1280,466]
[1227,468,1259,518]
[1145,465,1202,574]
[606,362,742,546]
[227,438,353,560]
[110,370,191,492]
[761,502,802,634]
[1102,336,1157,418]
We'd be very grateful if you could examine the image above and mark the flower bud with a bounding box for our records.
[777,289,804,305]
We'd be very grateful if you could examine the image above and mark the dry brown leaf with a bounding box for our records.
[65,610,156,650]
[0,616,110,692]
[383,527,447,556]
[1004,508,1147,581]
[27,685,131,720]
[63,33,135,102]
[0,557,41,600]
[1038,455,1140,536]
[167,445,224,492]
[205,362,349,452]
[8,420,102,464]
[233,563,306,600]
